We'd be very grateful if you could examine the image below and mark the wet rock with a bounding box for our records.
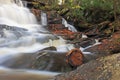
[45,10,82,40]
[55,53,120,80]
[74,38,96,48]
[47,11,62,24]
[23,0,36,9]
[0,25,27,38]
[38,46,57,52]
[31,8,41,21]
[48,17,62,24]
[84,32,120,55]
[47,24,65,31]
[53,29,81,40]
[0,25,27,31]
[47,23,81,40]
[1,46,72,72]
[0,46,57,68]
[24,0,46,9]
[33,52,72,72]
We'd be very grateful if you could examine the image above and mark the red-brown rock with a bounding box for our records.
[48,24,81,40]
[31,8,41,21]
[85,32,120,55]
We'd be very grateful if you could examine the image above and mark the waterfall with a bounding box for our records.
[0,0,38,31]
[0,0,74,60]
[22,0,28,7]
[14,0,24,6]
[0,0,23,6]
[41,11,47,26]
[0,0,14,4]
[0,0,75,77]
[62,18,77,32]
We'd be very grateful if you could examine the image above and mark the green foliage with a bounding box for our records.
[34,0,120,23]
[35,0,120,12]
[80,0,113,10]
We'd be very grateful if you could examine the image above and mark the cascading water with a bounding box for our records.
[41,11,47,26]
[0,0,73,53]
[0,0,74,79]
[0,1,39,31]
[62,18,77,32]
[0,0,102,79]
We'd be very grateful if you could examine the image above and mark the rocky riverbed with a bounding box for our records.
[0,0,120,80]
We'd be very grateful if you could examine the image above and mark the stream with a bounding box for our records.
[0,0,100,80]
[0,0,77,80]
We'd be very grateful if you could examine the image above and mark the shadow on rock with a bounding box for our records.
[1,46,72,72]
[55,53,120,80]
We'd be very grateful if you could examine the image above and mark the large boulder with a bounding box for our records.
[1,46,72,72]
[55,53,120,80]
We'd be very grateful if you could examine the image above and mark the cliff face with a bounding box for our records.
[55,53,120,80]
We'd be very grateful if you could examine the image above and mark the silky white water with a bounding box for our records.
[80,39,101,54]
[41,11,47,26]
[0,0,73,55]
[62,18,77,32]
[0,0,74,79]
[0,67,60,80]
[0,0,39,32]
